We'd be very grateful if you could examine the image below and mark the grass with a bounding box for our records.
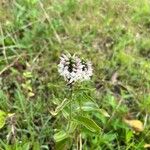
[0,0,150,149]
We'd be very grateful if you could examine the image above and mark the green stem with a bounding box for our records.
[70,98,72,120]
[79,99,83,116]
[68,84,73,122]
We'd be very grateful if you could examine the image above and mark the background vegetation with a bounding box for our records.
[0,0,150,149]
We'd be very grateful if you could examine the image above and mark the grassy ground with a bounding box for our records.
[0,0,150,149]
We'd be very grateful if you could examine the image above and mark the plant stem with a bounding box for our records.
[68,84,73,121]
[70,97,72,120]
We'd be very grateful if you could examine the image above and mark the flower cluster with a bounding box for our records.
[58,53,93,84]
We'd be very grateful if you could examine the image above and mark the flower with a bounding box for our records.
[58,53,93,84]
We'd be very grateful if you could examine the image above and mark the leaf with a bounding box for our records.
[50,99,69,116]
[126,130,133,143]
[7,113,15,118]
[22,142,30,150]
[68,121,78,133]
[74,115,101,133]
[78,102,98,111]
[56,139,68,150]
[33,141,41,150]
[76,102,110,117]
[27,0,39,4]
[62,109,69,119]
[99,109,110,118]
[0,110,7,129]
[54,130,69,142]
[124,119,144,132]
[144,144,150,148]
[22,83,32,91]
[23,71,32,78]
[28,92,35,97]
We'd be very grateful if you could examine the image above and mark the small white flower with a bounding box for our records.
[58,53,93,84]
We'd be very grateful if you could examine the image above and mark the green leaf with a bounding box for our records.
[56,139,68,150]
[54,130,69,142]
[68,121,78,133]
[33,141,41,150]
[27,0,39,4]
[62,109,69,119]
[77,102,99,111]
[76,102,110,117]
[50,99,69,116]
[23,71,32,78]
[0,110,7,129]
[74,115,101,133]
[22,142,30,150]
[99,109,110,118]
[126,130,133,143]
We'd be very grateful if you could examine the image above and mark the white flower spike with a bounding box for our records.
[58,53,93,84]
